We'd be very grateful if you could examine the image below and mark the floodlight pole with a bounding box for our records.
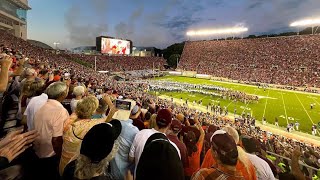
[176,57,179,69]
[94,56,97,71]
[315,26,319,34]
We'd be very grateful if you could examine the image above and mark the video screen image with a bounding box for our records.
[101,38,131,55]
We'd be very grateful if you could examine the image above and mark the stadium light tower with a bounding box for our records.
[290,18,320,34]
[53,42,60,49]
[186,27,248,36]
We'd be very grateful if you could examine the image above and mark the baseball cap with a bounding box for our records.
[156,109,172,127]
[171,119,182,132]
[80,120,122,163]
[210,130,238,166]
[112,99,136,121]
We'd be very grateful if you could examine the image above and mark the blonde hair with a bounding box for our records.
[76,96,99,119]
[149,114,157,129]
[74,140,119,179]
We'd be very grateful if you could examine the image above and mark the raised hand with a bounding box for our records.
[0,55,13,68]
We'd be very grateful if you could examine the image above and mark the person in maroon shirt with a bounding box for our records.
[181,117,201,144]
[167,119,189,170]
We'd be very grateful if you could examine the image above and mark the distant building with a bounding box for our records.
[72,46,97,54]
[132,47,157,57]
[0,0,31,40]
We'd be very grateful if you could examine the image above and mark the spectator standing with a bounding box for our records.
[70,86,85,113]
[20,68,36,89]
[192,130,244,180]
[33,82,69,180]
[167,119,189,171]
[59,96,112,175]
[110,99,140,180]
[22,80,47,130]
[242,136,275,180]
[129,109,180,177]
[184,120,205,179]
[63,121,121,180]
[136,133,184,180]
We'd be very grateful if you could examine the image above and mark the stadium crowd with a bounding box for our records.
[65,54,166,72]
[179,35,320,88]
[0,29,320,180]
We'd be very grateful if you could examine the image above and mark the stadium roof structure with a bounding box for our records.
[8,0,31,10]
[186,27,248,36]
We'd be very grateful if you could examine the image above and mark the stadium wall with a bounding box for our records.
[182,71,197,77]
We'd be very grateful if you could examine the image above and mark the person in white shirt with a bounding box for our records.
[129,109,181,176]
[242,135,275,180]
[70,86,85,113]
[24,93,48,130]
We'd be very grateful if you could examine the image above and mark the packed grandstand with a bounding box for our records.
[1,1,320,180]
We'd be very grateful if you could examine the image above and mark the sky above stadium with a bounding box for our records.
[28,0,320,49]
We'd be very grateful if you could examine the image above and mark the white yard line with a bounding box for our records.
[295,93,315,124]
[262,90,270,117]
[281,92,289,124]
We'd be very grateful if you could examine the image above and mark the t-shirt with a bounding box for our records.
[184,141,203,176]
[129,128,181,175]
[167,134,189,168]
[24,93,48,130]
[246,153,275,180]
[59,118,106,175]
[201,148,257,180]
[33,99,69,158]
[192,165,244,180]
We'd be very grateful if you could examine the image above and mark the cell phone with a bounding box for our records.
[116,100,131,111]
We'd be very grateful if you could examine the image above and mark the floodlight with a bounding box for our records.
[290,18,320,27]
[186,27,248,36]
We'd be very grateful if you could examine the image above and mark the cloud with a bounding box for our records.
[64,0,320,49]
[113,6,144,39]
[64,0,109,47]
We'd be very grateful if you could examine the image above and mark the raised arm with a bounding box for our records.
[0,56,12,92]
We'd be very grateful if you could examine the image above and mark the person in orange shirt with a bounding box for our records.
[201,126,257,180]
[184,121,205,179]
[193,130,244,180]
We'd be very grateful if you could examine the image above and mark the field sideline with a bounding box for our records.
[153,76,320,135]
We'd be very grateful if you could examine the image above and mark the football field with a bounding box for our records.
[153,76,320,135]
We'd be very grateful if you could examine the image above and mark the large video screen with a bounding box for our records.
[100,37,131,55]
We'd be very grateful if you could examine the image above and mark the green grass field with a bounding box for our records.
[153,76,320,134]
